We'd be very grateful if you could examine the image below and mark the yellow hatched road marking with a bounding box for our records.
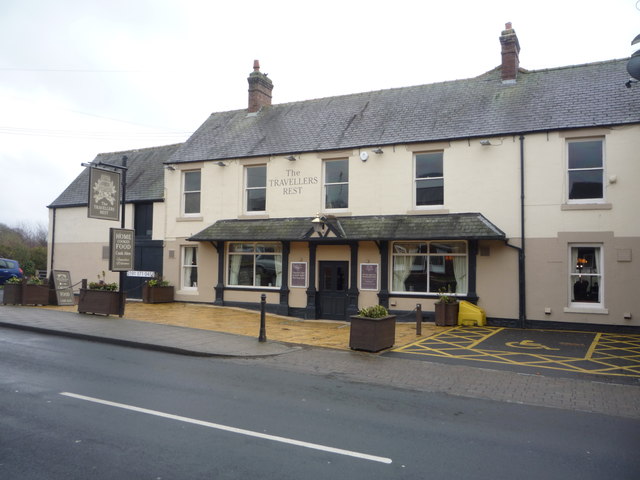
[392,328,640,378]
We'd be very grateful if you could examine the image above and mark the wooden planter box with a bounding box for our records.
[349,314,396,352]
[142,285,174,304]
[2,284,49,305]
[78,289,123,316]
[435,302,459,326]
[21,285,49,305]
[3,284,22,305]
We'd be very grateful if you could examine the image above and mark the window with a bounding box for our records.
[182,246,198,289]
[415,152,444,206]
[245,165,266,212]
[183,170,201,215]
[228,242,282,288]
[570,245,602,306]
[391,241,467,294]
[568,139,604,202]
[324,159,348,209]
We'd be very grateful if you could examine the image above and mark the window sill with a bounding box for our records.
[238,213,269,219]
[563,306,609,315]
[177,216,203,222]
[561,203,612,211]
[177,289,199,295]
[406,208,449,215]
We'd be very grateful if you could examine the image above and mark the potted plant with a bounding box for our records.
[434,287,459,326]
[2,276,24,305]
[349,305,396,352]
[78,272,122,316]
[142,277,174,304]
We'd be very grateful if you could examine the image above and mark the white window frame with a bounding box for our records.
[181,246,198,290]
[226,242,282,288]
[414,152,444,209]
[323,158,349,211]
[567,244,604,310]
[182,170,201,216]
[567,138,605,204]
[244,165,267,214]
[390,240,467,295]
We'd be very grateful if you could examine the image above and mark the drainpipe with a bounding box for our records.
[49,207,56,272]
[505,135,526,329]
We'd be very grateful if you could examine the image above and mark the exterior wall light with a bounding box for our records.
[286,155,297,161]
[372,148,384,154]
[311,213,326,234]
[217,161,227,167]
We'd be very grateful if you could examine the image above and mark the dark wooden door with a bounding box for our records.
[318,261,349,320]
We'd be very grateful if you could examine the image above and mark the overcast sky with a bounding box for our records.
[1,0,638,228]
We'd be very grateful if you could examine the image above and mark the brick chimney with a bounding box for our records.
[247,60,274,113]
[499,22,520,83]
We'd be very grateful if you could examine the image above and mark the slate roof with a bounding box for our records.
[188,213,505,242]
[49,144,182,208]
[170,59,639,164]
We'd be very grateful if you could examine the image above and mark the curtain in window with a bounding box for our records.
[229,254,242,285]
[452,257,467,294]
[183,248,197,288]
[392,256,412,292]
[275,255,282,287]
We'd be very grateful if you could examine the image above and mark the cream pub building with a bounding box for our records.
[49,24,640,330]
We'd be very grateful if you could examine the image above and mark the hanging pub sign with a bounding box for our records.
[109,228,135,272]
[88,167,120,221]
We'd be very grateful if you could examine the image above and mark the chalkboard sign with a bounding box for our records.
[51,270,75,306]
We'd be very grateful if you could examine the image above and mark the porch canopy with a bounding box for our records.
[188,213,506,242]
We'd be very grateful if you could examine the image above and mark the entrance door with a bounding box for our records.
[318,261,349,320]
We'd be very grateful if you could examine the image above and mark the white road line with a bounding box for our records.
[60,392,392,465]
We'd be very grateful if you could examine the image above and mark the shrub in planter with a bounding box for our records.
[349,305,397,352]
[78,272,122,316]
[3,276,23,305]
[142,277,174,304]
[435,287,459,326]
[2,276,48,305]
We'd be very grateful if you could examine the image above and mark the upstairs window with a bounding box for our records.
[415,152,444,207]
[324,159,349,209]
[568,139,604,202]
[183,170,201,215]
[245,165,266,213]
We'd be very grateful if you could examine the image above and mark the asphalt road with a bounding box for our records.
[2,328,639,479]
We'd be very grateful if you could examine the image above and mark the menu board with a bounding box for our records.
[290,262,307,288]
[360,263,379,291]
[51,270,75,306]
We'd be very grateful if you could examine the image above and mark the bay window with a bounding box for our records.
[228,242,282,288]
[392,241,467,294]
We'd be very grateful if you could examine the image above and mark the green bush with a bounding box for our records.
[357,305,389,318]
